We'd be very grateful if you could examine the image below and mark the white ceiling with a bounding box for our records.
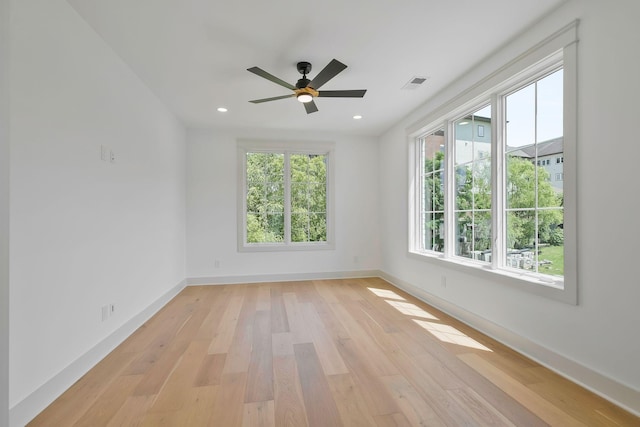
[67,0,566,136]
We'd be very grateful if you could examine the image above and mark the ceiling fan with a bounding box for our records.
[247,59,366,114]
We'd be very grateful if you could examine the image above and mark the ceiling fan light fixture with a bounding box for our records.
[297,93,313,103]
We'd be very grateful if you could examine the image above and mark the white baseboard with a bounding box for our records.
[187,269,381,286]
[378,270,640,417]
[9,279,187,427]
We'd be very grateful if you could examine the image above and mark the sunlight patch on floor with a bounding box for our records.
[367,287,406,301]
[413,319,493,352]
[385,300,439,320]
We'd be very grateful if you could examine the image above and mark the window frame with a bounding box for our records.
[237,139,335,252]
[407,21,578,304]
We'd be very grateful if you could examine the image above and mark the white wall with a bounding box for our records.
[1,0,10,423]
[9,0,187,421]
[187,128,380,281]
[378,0,640,413]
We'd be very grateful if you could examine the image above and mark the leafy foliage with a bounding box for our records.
[506,156,563,249]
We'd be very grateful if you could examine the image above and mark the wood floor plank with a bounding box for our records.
[208,293,245,354]
[327,373,378,427]
[282,292,313,344]
[293,342,343,427]
[380,374,447,427]
[245,310,274,403]
[334,337,400,416]
[147,340,209,413]
[374,412,413,427]
[72,374,142,427]
[270,285,290,333]
[329,300,399,377]
[272,354,309,427]
[300,302,349,375]
[177,385,219,426]
[447,386,517,427]
[193,352,226,387]
[105,395,156,427]
[223,287,257,374]
[209,372,248,426]
[243,400,276,427]
[381,335,484,426]
[30,279,640,427]
[459,352,587,426]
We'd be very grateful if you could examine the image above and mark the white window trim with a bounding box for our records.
[407,21,578,304]
[237,139,335,252]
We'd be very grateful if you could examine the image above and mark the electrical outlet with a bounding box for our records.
[110,303,115,315]
[101,305,109,322]
[100,145,108,161]
[214,259,220,268]
[109,149,116,163]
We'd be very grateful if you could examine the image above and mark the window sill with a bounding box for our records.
[407,250,576,305]
[239,242,335,253]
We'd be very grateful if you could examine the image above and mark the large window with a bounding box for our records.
[238,140,334,251]
[408,22,577,303]
[419,129,445,253]
[454,105,492,261]
[505,69,564,277]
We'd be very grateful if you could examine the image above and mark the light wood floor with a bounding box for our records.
[29,278,639,426]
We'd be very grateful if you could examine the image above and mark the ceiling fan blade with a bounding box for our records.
[304,100,319,114]
[247,66,296,90]
[249,94,295,104]
[309,59,347,90]
[318,89,367,98]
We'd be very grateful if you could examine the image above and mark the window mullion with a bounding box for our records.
[284,152,291,244]
[444,121,455,258]
[492,93,504,269]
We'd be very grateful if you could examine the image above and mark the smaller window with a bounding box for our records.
[478,125,485,137]
[237,140,334,252]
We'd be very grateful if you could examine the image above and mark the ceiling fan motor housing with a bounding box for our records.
[296,78,311,89]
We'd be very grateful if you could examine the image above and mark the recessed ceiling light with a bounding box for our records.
[353,115,363,120]
[217,107,228,112]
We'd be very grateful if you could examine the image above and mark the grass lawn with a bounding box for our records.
[538,245,564,276]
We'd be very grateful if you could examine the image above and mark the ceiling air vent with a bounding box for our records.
[402,76,429,90]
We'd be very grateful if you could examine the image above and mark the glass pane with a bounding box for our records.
[539,219,564,278]
[472,211,492,256]
[455,165,471,211]
[473,159,492,210]
[433,169,444,211]
[291,213,309,242]
[265,214,284,242]
[424,212,444,253]
[308,154,327,183]
[455,212,473,258]
[290,154,309,182]
[246,182,264,214]
[309,213,327,242]
[266,183,284,213]
[537,69,563,143]
[506,210,535,254]
[506,154,535,210]
[291,183,308,211]
[309,183,326,212]
[505,83,535,151]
